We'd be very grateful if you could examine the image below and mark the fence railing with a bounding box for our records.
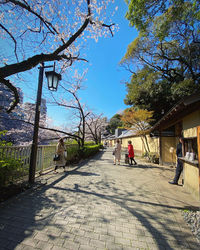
[0,143,98,187]
[36,145,57,173]
[0,145,57,185]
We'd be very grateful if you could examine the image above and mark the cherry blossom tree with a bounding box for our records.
[1,69,106,146]
[50,71,91,148]
[0,83,77,144]
[85,113,107,144]
[0,0,116,112]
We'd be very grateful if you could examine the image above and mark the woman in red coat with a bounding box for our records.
[128,141,137,165]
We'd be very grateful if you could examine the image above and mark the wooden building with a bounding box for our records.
[151,93,200,200]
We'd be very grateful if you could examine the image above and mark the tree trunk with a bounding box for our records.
[143,135,150,153]
[141,136,150,160]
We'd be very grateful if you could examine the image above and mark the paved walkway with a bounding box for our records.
[0,148,200,250]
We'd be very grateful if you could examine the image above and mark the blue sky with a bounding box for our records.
[46,0,138,126]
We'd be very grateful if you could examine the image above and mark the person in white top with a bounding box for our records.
[113,139,121,165]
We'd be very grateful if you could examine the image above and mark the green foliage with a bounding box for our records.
[84,141,96,146]
[124,67,175,123]
[0,131,25,187]
[0,131,12,146]
[66,144,80,163]
[82,145,101,159]
[125,0,200,35]
[106,114,123,134]
[121,37,140,62]
[171,79,199,100]
[65,139,78,145]
[99,143,104,149]
[122,0,200,122]
[0,156,24,187]
[123,65,200,124]
[64,143,100,163]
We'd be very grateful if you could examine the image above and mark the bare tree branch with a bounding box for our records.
[0,77,19,113]
[0,116,81,140]
[0,0,115,112]
[8,0,62,39]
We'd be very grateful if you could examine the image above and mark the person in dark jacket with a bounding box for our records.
[169,137,184,185]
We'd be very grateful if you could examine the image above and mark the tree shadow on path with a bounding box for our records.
[0,150,199,249]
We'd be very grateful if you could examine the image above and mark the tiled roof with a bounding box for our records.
[118,130,136,138]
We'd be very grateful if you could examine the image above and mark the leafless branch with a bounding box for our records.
[0,23,18,61]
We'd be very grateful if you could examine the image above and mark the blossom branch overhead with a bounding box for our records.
[0,0,117,112]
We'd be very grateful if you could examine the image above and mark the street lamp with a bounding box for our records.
[29,62,61,184]
[45,63,61,91]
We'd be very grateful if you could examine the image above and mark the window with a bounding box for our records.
[184,138,198,160]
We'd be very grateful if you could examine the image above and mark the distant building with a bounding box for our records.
[0,83,47,144]
[115,128,126,138]
[0,84,24,132]
[0,83,23,111]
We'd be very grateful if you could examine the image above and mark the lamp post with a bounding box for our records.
[29,62,61,184]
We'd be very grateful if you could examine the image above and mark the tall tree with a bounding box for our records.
[124,0,200,82]
[121,0,200,118]
[106,114,123,134]
[125,0,200,35]
[0,76,89,145]
[0,0,116,112]
[123,66,187,123]
[50,73,91,149]
[121,30,200,86]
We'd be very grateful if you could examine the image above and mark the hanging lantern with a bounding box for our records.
[45,70,61,91]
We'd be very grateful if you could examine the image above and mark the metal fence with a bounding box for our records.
[0,143,98,186]
[36,145,57,173]
[0,145,56,185]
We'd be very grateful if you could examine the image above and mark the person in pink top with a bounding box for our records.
[128,140,137,165]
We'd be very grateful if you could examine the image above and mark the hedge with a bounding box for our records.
[82,144,101,159]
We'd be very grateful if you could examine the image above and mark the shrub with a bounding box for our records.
[142,152,148,158]
[141,151,159,164]
[82,144,101,159]
[84,141,95,146]
[65,143,100,163]
[99,143,104,149]
[66,144,80,163]
[0,131,25,187]
[0,156,24,187]
[147,152,159,164]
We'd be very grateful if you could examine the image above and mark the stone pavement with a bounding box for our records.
[0,148,200,250]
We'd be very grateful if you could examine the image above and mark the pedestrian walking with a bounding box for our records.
[128,140,137,165]
[54,138,67,173]
[169,136,184,185]
[113,139,121,165]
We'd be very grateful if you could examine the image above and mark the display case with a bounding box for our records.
[180,137,199,166]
